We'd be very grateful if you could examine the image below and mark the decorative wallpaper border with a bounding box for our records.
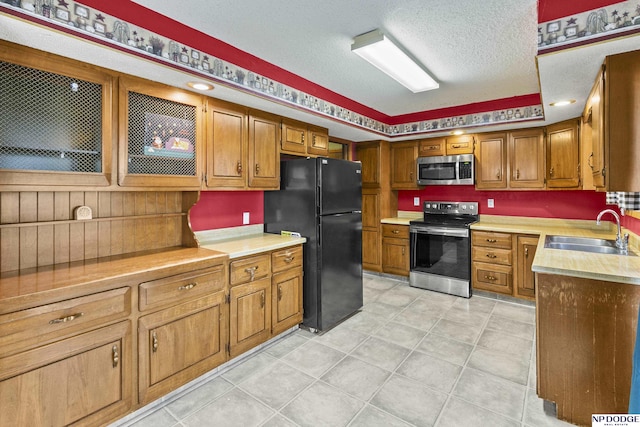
[538,1,640,52]
[2,1,633,137]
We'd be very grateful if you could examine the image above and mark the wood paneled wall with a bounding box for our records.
[0,191,197,273]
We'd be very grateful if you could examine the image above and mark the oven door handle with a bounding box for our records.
[411,226,469,238]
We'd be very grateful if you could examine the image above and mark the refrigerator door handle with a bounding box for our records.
[353,210,362,214]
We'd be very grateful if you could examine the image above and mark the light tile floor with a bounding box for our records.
[116,273,575,427]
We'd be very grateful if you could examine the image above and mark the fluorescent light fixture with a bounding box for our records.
[187,81,214,91]
[549,99,576,107]
[351,29,438,93]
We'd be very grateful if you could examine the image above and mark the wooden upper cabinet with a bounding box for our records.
[390,141,419,189]
[588,67,606,189]
[475,132,507,189]
[204,99,247,189]
[118,75,204,189]
[509,128,545,189]
[248,110,280,189]
[281,118,307,155]
[308,124,329,156]
[418,138,446,157]
[546,118,580,188]
[281,119,329,157]
[356,141,383,187]
[0,41,114,188]
[445,134,475,155]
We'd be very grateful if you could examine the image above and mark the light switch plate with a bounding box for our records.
[243,212,250,224]
[413,197,420,206]
[488,199,495,208]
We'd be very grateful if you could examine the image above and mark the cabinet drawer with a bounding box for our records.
[472,246,512,266]
[230,254,270,285]
[382,224,409,239]
[0,287,131,358]
[473,262,512,294]
[418,139,446,156]
[272,245,303,273]
[472,231,512,249]
[139,265,226,312]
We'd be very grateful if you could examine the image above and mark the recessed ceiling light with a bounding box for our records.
[187,81,214,91]
[549,99,576,107]
[450,130,465,135]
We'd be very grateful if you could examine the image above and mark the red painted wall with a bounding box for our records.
[190,191,264,231]
[537,0,623,22]
[398,187,617,220]
[623,215,640,235]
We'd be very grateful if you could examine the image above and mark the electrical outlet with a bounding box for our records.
[242,212,250,224]
[413,197,420,206]
[488,199,495,208]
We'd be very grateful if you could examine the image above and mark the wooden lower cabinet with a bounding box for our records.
[537,273,640,425]
[138,292,228,404]
[271,267,303,336]
[0,321,132,427]
[363,229,381,269]
[381,224,409,276]
[230,278,271,358]
[471,230,538,300]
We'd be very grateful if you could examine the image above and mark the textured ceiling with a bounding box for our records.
[132,0,540,117]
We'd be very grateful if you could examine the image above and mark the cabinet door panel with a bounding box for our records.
[308,125,329,156]
[206,105,247,188]
[272,268,303,335]
[281,120,307,154]
[248,112,280,189]
[382,237,409,276]
[230,278,271,357]
[516,235,538,299]
[547,120,580,188]
[475,134,507,189]
[0,321,130,427]
[356,144,381,187]
[362,191,379,228]
[390,142,418,189]
[362,229,380,268]
[509,129,545,188]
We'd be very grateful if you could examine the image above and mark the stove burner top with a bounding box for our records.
[410,201,479,228]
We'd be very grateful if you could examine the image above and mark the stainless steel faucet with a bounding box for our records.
[596,209,629,253]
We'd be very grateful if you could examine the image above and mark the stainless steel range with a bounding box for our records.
[409,201,478,298]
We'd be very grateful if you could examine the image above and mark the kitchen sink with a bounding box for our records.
[544,235,635,256]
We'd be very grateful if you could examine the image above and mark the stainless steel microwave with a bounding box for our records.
[417,154,474,185]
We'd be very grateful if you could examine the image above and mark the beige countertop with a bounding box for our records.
[471,215,640,285]
[198,231,306,259]
[381,211,422,226]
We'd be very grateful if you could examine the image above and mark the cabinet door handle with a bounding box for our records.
[178,282,197,291]
[588,153,594,170]
[278,285,283,301]
[49,312,84,324]
[112,345,119,368]
[402,247,405,255]
[237,161,243,174]
[312,135,316,146]
[255,163,260,175]
[301,132,305,143]
[516,169,520,179]
[260,292,265,308]
[484,275,497,281]
[245,266,258,281]
[525,247,529,257]
[152,331,158,353]
[496,169,501,179]
[486,253,497,259]
[486,238,497,243]
[549,167,554,176]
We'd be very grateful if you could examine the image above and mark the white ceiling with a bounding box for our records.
[1,1,639,141]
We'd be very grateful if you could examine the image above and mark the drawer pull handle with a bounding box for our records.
[178,283,197,291]
[451,144,462,148]
[245,266,259,280]
[284,256,294,264]
[112,345,119,368]
[49,312,84,324]
[152,331,158,353]
[484,275,497,281]
[277,251,293,257]
[278,285,283,301]
[392,230,400,234]
[486,253,497,259]
[486,239,497,243]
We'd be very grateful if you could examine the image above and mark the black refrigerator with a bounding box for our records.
[264,157,363,332]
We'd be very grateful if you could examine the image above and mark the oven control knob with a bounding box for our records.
[462,204,467,210]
